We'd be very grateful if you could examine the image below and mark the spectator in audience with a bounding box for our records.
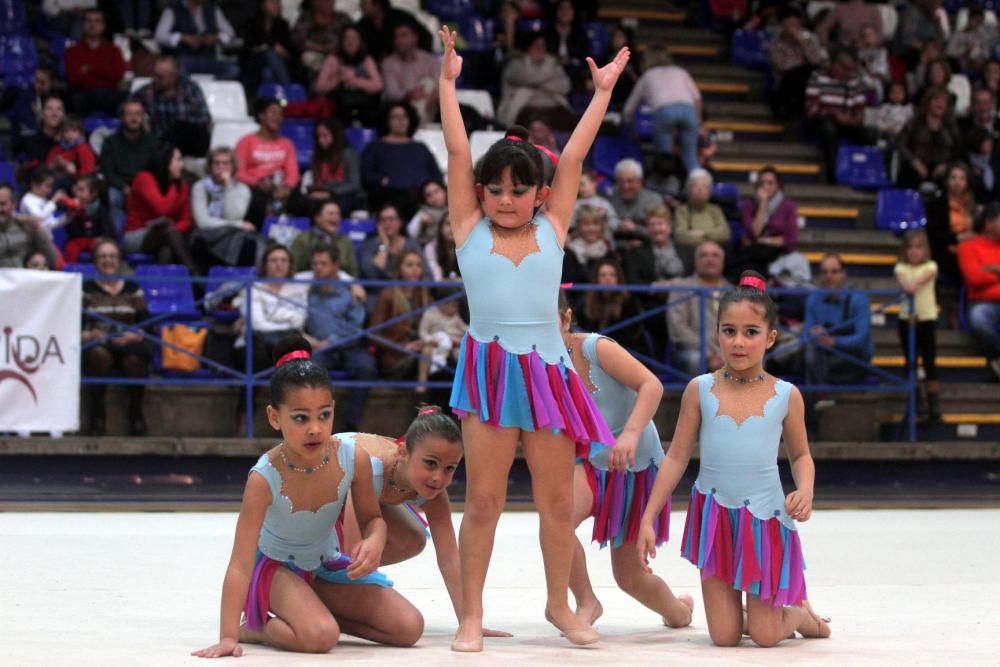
[668,240,730,375]
[896,87,962,189]
[564,204,617,284]
[81,237,152,436]
[46,116,97,188]
[893,0,946,69]
[737,166,799,276]
[872,81,914,145]
[608,158,663,242]
[857,23,890,103]
[528,118,561,156]
[361,102,442,217]
[290,199,358,276]
[767,8,826,119]
[18,167,70,239]
[131,55,212,157]
[298,117,365,217]
[958,202,1000,380]
[304,243,376,430]
[965,127,1000,202]
[573,171,619,231]
[191,146,259,268]
[0,183,59,268]
[235,98,299,226]
[497,32,573,129]
[960,87,1000,143]
[23,251,52,270]
[623,45,702,173]
[816,0,882,49]
[424,214,460,281]
[576,258,644,350]
[99,100,161,237]
[914,57,962,112]
[63,174,115,262]
[417,287,468,393]
[381,23,440,126]
[982,59,1000,98]
[64,9,126,115]
[406,179,448,245]
[356,0,433,62]
[545,0,589,87]
[124,144,198,272]
[290,0,352,76]
[116,0,153,35]
[927,162,979,282]
[803,253,873,418]
[673,168,730,250]
[359,202,426,282]
[946,7,995,76]
[2,66,56,145]
[805,49,875,184]
[42,0,94,40]
[604,23,639,110]
[19,94,65,167]
[369,249,430,379]
[154,0,239,79]
[243,0,294,89]
[894,229,941,421]
[313,25,384,128]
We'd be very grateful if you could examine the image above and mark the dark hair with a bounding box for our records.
[0,181,15,196]
[148,143,180,195]
[310,242,340,264]
[377,101,419,138]
[29,167,55,187]
[976,200,1000,232]
[254,97,282,122]
[313,116,347,176]
[75,174,101,197]
[435,213,460,278]
[756,166,783,189]
[258,243,294,278]
[376,202,402,222]
[312,198,342,221]
[403,405,462,453]
[475,125,545,189]
[269,335,333,407]
[965,125,993,154]
[62,115,84,132]
[717,270,778,329]
[337,24,368,64]
[778,7,802,22]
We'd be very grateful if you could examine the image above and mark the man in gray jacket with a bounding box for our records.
[0,183,59,269]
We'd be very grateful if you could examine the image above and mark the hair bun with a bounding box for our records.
[738,271,768,293]
[504,124,530,141]
[272,334,314,368]
[417,405,442,416]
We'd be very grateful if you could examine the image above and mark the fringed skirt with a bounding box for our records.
[583,459,670,548]
[243,552,393,631]
[450,334,615,456]
[680,486,807,607]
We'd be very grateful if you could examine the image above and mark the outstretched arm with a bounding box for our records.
[595,337,663,472]
[438,26,481,246]
[547,48,631,242]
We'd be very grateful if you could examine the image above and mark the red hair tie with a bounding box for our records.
[275,350,310,368]
[506,135,560,165]
[740,275,768,292]
[418,407,439,416]
[560,282,574,289]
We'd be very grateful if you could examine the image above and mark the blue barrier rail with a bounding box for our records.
[80,275,918,440]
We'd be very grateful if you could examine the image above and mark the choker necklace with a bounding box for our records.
[723,369,766,384]
[279,442,330,474]
[388,459,411,495]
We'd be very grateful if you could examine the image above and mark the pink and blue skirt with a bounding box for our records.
[243,551,393,631]
[583,459,670,548]
[681,486,807,607]
[450,334,615,456]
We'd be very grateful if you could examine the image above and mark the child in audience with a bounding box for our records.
[18,167,68,237]
[894,230,941,422]
[46,116,97,187]
[417,288,468,390]
[857,23,890,103]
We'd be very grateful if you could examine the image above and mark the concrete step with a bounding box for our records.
[736,182,877,207]
[687,61,764,82]
[705,119,787,139]
[797,228,899,253]
[713,159,823,183]
[873,328,981,357]
[697,80,755,100]
[598,6,686,23]
[706,100,774,121]
[716,140,821,160]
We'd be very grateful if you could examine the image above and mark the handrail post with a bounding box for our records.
[244,276,255,439]
[907,294,917,443]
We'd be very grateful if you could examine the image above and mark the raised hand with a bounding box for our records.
[191,637,243,659]
[587,47,631,93]
[784,489,814,522]
[439,26,463,81]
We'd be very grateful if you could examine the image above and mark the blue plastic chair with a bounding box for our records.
[0,34,38,84]
[48,33,73,76]
[83,113,120,136]
[63,262,97,277]
[875,189,927,235]
[456,16,495,53]
[205,265,255,321]
[730,29,770,70]
[346,126,377,154]
[0,0,26,33]
[712,182,740,203]
[583,21,609,59]
[262,216,311,246]
[280,119,316,169]
[135,264,200,319]
[835,144,891,190]
[427,0,473,20]
[257,83,307,105]
[516,18,548,35]
[340,218,376,248]
[591,134,644,180]
[0,159,17,189]
[632,105,654,141]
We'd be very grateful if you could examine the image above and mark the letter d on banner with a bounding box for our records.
[0,270,81,432]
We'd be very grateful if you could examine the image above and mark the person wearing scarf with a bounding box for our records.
[192,147,260,267]
[736,166,800,277]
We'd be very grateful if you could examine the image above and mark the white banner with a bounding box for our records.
[0,269,81,432]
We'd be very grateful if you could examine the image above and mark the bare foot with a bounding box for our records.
[663,593,694,628]
[238,623,266,646]
[545,606,599,646]
[796,600,831,639]
[451,619,484,652]
[575,597,604,626]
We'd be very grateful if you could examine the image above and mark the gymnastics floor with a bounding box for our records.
[4,509,997,666]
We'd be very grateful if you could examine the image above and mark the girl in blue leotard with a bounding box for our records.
[438,25,630,651]
[557,295,695,630]
[638,272,831,648]
[192,336,423,658]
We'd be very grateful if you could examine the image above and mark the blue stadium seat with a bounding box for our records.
[0,160,17,190]
[49,33,73,76]
[632,105,654,141]
[0,0,27,34]
[427,0,473,20]
[711,182,740,203]
[126,253,156,266]
[340,218,376,248]
[83,113,120,136]
[591,134,644,180]
[730,29,770,70]
[280,119,315,169]
[205,265,255,321]
[456,16,495,52]
[875,189,927,235]
[516,18,548,35]
[346,126,377,153]
[63,262,97,277]
[257,83,307,105]
[262,216,311,246]
[835,144,891,190]
[584,21,609,59]
[0,34,38,85]
[135,264,200,319]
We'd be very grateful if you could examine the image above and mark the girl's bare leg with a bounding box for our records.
[568,463,603,624]
[701,576,743,647]
[241,567,340,653]
[453,416,519,650]
[313,580,424,647]
[746,592,807,648]
[522,429,598,644]
[610,541,694,627]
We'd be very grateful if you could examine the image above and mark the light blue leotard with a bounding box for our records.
[336,432,427,508]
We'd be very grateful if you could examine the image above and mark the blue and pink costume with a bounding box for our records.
[681,374,808,607]
[242,437,391,631]
[578,334,671,548]
[449,213,614,453]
